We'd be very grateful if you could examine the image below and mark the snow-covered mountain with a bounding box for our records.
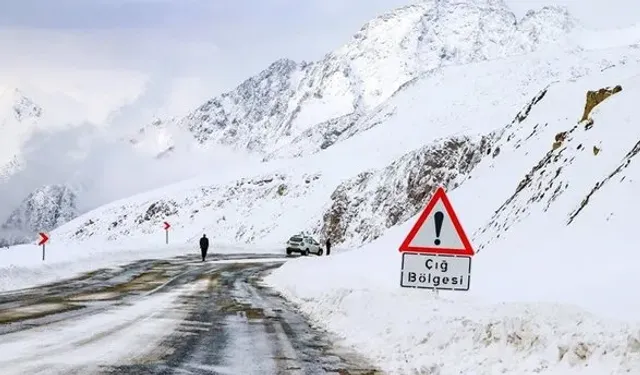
[0,0,581,245]
[50,37,640,249]
[0,184,78,246]
[132,0,576,160]
[0,88,44,179]
[0,85,104,181]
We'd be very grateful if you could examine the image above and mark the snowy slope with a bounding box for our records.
[264,46,640,374]
[321,134,494,246]
[47,43,640,252]
[133,0,576,160]
[0,0,581,250]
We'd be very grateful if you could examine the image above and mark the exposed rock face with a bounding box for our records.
[568,140,640,224]
[580,85,622,122]
[319,134,494,246]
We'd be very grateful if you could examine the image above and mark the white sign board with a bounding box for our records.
[400,253,471,291]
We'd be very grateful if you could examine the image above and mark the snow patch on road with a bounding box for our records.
[0,283,196,374]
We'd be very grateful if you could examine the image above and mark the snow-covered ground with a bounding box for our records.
[264,44,640,374]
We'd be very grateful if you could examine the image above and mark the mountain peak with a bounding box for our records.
[0,87,43,122]
[0,184,78,246]
[133,0,578,161]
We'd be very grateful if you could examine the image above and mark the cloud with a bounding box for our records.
[0,0,410,83]
[0,121,209,221]
[0,84,261,226]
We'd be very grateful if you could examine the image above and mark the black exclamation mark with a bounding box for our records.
[434,211,444,245]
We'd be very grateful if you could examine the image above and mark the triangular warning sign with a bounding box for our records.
[399,186,474,256]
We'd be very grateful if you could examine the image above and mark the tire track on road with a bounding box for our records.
[104,262,382,375]
[0,254,380,374]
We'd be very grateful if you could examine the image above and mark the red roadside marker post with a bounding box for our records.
[398,186,475,292]
[38,232,49,261]
[163,221,171,244]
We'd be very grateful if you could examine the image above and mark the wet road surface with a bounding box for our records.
[0,253,381,374]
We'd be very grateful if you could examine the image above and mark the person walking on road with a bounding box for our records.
[325,238,331,256]
[199,234,209,261]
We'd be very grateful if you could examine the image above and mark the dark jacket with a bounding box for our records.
[199,236,209,250]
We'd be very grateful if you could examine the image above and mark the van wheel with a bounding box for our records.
[286,249,292,255]
[317,249,323,256]
[303,249,310,256]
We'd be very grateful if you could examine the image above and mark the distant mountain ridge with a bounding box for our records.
[0,184,78,246]
[131,0,576,160]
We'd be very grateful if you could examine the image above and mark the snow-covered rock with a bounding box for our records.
[0,184,78,245]
[320,134,494,246]
[0,88,44,177]
[6,89,43,122]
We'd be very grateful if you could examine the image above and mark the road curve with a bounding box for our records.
[0,254,381,375]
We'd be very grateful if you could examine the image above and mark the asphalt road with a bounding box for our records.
[0,253,381,375]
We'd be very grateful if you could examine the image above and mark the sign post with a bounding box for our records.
[398,186,475,291]
[163,221,171,244]
[38,232,49,261]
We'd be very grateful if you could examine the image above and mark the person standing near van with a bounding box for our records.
[325,238,331,256]
[199,234,209,261]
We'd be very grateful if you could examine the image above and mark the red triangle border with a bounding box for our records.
[398,186,475,256]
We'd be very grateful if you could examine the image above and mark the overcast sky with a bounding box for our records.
[0,0,411,120]
[0,0,636,121]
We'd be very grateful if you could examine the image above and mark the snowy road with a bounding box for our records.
[0,254,379,374]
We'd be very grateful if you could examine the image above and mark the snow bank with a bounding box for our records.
[266,268,640,374]
[265,49,640,374]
